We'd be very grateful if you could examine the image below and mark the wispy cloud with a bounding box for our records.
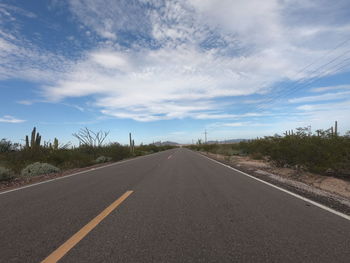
[311,84,350,93]
[2,0,350,124]
[289,91,350,103]
[0,115,25,123]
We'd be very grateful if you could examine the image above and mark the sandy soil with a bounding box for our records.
[204,152,350,200]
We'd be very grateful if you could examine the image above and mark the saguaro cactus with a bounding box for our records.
[26,127,41,149]
[31,127,36,147]
[25,135,29,148]
[53,138,59,150]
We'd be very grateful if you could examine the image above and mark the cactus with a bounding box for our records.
[25,127,42,150]
[25,135,29,148]
[53,138,59,150]
[31,127,36,147]
[35,133,41,147]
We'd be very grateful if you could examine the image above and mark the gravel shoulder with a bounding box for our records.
[200,151,350,216]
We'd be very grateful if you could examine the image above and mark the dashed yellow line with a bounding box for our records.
[41,190,133,263]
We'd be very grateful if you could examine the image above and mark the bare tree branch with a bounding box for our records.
[73,128,109,147]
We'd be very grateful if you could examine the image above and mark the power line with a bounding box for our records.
[254,55,350,112]
[254,49,350,109]
[237,36,350,115]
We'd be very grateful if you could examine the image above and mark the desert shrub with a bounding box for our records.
[0,140,174,177]
[21,162,60,177]
[250,152,264,160]
[95,156,112,163]
[0,167,14,181]
[135,144,176,156]
[186,134,350,177]
[0,139,20,153]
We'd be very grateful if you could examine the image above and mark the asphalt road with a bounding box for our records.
[1,148,349,262]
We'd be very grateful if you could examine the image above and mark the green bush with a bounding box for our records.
[0,139,174,181]
[0,167,14,181]
[186,134,350,177]
[21,162,60,177]
[95,156,112,163]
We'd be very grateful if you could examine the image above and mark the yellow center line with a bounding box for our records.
[41,190,133,263]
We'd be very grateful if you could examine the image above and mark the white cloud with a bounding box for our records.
[17,100,34,105]
[296,99,350,112]
[2,0,350,123]
[289,90,350,103]
[68,0,151,40]
[90,51,129,70]
[288,100,350,133]
[0,115,25,123]
[43,45,280,120]
[311,84,350,92]
[0,34,72,81]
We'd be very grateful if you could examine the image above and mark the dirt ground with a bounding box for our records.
[203,152,350,200]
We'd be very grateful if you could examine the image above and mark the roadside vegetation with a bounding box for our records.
[187,127,350,178]
[0,127,176,182]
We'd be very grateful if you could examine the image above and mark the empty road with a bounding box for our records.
[1,148,349,262]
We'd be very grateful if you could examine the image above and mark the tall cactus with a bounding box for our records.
[53,138,59,150]
[25,135,29,148]
[31,127,36,148]
[26,127,41,150]
[35,133,41,147]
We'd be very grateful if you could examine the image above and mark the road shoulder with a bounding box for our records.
[198,151,350,216]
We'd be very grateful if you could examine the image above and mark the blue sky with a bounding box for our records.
[1,0,350,145]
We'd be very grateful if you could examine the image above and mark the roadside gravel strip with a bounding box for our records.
[199,152,350,217]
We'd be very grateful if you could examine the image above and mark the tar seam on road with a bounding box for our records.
[0,150,167,195]
[41,190,133,263]
[197,152,350,221]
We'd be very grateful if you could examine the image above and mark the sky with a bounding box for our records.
[1,0,350,145]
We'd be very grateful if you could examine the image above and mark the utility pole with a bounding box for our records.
[204,130,207,144]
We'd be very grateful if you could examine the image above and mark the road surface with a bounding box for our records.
[1,148,349,262]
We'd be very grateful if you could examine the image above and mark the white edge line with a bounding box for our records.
[0,150,169,195]
[197,152,350,221]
